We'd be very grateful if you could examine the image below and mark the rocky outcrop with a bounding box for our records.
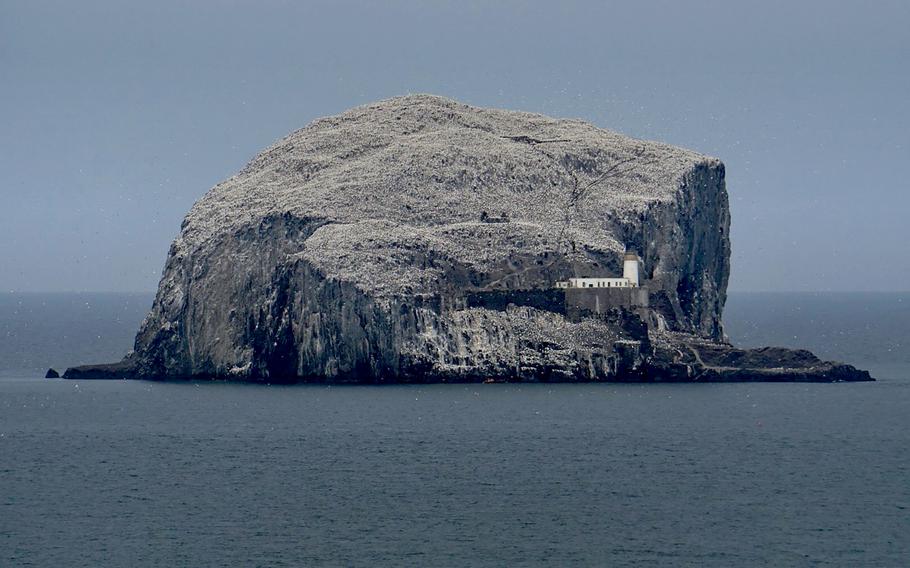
[62,359,134,380]
[64,95,871,383]
[648,333,872,382]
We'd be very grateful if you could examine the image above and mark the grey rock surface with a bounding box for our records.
[64,95,870,382]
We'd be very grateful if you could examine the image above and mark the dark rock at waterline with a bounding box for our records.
[62,338,872,383]
[44,368,59,379]
[63,95,873,383]
[62,359,136,380]
[647,336,873,382]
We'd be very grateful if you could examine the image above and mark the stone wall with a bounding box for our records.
[465,289,566,315]
[565,287,649,321]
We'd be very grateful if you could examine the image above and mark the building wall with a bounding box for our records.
[622,259,641,286]
[565,287,649,321]
[567,277,633,288]
[463,287,649,322]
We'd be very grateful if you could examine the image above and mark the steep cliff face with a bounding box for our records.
[64,95,870,382]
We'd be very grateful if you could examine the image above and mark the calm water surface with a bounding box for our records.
[1,293,908,566]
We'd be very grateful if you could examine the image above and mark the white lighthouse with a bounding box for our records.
[622,251,641,287]
[553,247,644,289]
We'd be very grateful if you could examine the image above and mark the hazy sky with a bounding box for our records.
[2,0,907,292]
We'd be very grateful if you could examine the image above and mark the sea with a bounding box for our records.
[1,292,908,566]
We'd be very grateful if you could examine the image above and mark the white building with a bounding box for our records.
[555,251,642,289]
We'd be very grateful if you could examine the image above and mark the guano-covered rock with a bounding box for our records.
[64,95,872,383]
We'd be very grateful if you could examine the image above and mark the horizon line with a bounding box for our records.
[3,289,909,295]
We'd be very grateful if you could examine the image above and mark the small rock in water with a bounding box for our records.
[45,368,60,379]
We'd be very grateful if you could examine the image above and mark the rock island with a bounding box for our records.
[64,95,872,382]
